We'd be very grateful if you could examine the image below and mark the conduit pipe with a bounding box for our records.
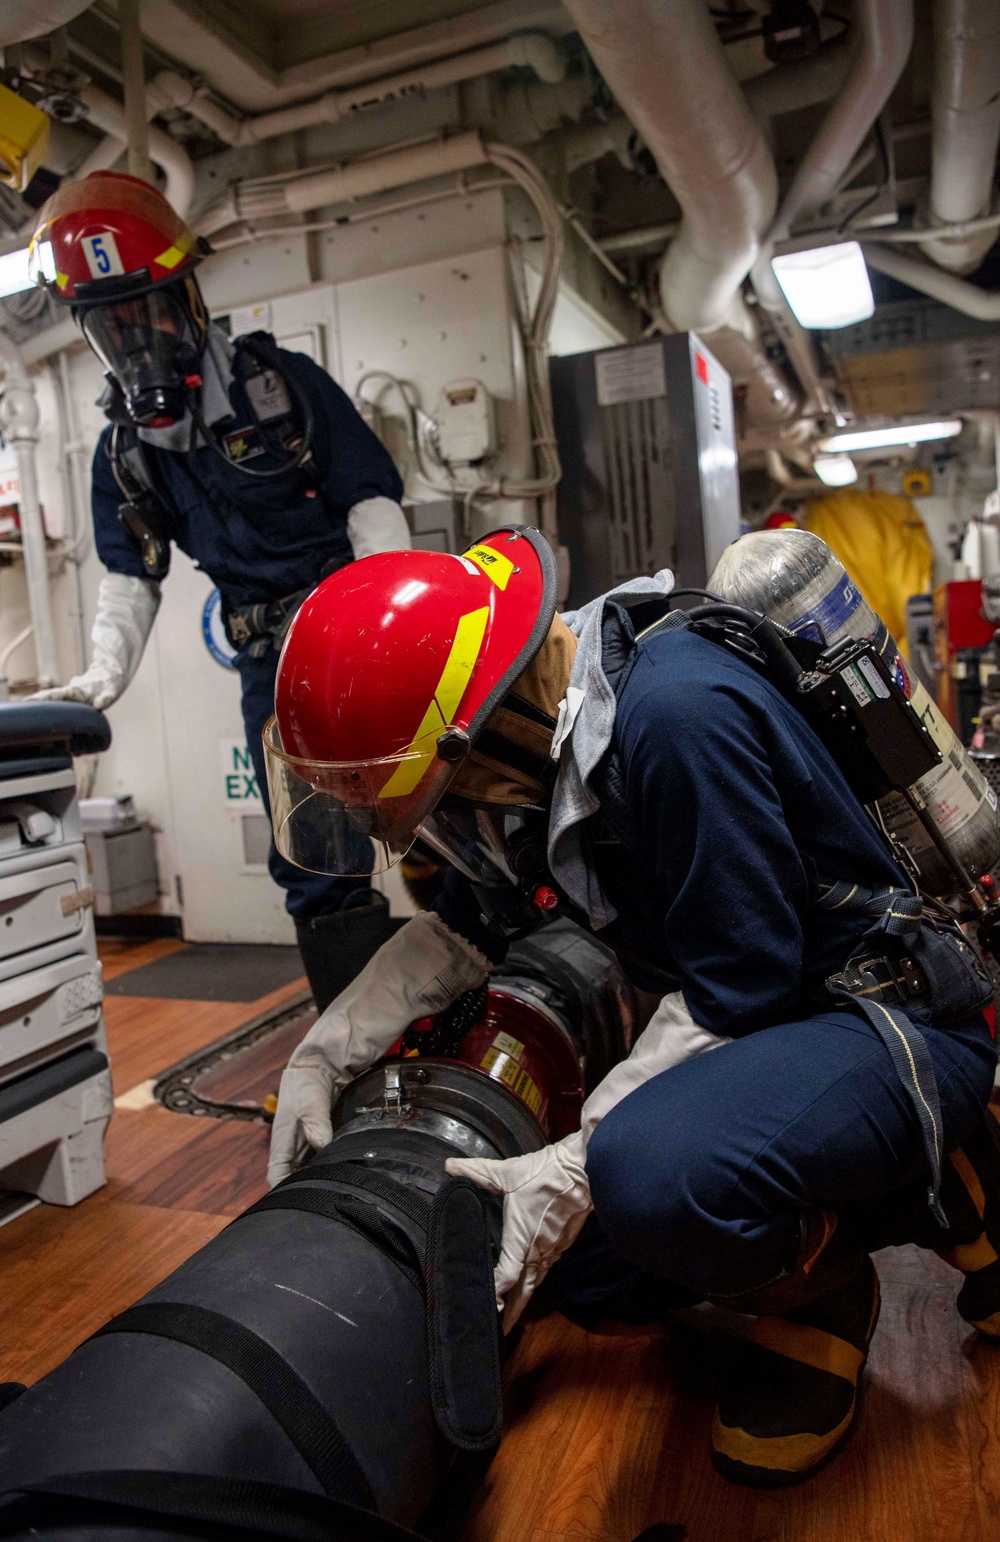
[150,33,565,149]
[863,242,1000,320]
[119,0,153,184]
[920,0,1000,273]
[560,0,778,333]
[0,334,60,687]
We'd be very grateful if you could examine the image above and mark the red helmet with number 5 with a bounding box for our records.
[264,527,558,875]
[28,172,209,428]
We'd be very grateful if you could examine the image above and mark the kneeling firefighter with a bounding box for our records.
[265,524,1000,1487]
[28,172,411,1003]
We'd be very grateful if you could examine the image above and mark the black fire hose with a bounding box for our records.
[0,920,635,1542]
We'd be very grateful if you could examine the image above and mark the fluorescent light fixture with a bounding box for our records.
[820,419,963,453]
[813,452,858,487]
[771,241,875,329]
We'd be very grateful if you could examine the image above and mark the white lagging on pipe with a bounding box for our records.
[863,243,1000,320]
[150,33,565,149]
[751,0,915,417]
[920,0,1000,274]
[560,0,778,335]
[0,334,60,686]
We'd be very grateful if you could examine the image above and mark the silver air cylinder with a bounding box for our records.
[710,529,1000,897]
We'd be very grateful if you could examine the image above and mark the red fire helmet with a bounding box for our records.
[29,171,202,305]
[264,527,558,875]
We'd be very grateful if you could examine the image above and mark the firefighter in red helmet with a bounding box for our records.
[28,171,411,1002]
[265,523,1000,1489]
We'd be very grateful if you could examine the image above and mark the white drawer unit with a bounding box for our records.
[0,766,82,858]
[0,842,94,982]
[0,954,103,1081]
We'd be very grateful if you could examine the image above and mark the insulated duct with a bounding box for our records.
[0,923,635,1542]
[0,0,90,46]
[920,0,1000,273]
[560,0,777,334]
[151,34,565,149]
[78,82,194,215]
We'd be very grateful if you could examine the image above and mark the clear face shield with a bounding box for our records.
[80,283,204,427]
[418,800,549,892]
[263,716,463,876]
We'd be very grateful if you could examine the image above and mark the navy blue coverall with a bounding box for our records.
[91,340,403,920]
[436,605,997,1311]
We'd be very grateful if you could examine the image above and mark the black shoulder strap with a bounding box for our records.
[0,1471,426,1541]
[93,1302,374,1511]
[109,423,158,501]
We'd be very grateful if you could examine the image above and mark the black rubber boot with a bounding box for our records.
[934,1109,1000,1336]
[295,889,402,1015]
[710,1211,880,1487]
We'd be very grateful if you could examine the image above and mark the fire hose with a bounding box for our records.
[0,918,636,1541]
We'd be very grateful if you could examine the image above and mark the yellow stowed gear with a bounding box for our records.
[803,490,933,660]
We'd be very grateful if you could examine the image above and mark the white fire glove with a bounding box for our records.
[31,573,160,711]
[447,992,731,1328]
[346,497,411,560]
[267,910,490,1187]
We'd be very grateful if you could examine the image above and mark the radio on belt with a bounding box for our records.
[795,635,943,805]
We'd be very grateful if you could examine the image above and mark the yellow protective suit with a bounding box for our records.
[803,490,933,658]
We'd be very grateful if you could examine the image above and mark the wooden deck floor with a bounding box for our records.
[2,936,1000,1541]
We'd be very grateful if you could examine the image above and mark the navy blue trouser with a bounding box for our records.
[565,1007,996,1310]
[237,649,369,921]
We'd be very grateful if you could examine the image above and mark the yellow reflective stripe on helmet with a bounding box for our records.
[56,271,70,290]
[464,544,514,591]
[154,229,194,270]
[379,605,490,799]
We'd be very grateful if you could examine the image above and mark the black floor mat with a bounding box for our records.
[104,943,305,1002]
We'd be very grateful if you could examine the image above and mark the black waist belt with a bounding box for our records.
[224,557,350,658]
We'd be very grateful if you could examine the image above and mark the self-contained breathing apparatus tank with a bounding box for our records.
[710,529,1000,902]
[0,920,635,1542]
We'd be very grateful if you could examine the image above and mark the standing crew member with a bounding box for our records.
[263,527,1000,1487]
[29,172,410,1003]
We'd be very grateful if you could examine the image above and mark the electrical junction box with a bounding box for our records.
[550,333,740,607]
[404,499,459,554]
[0,82,49,193]
[435,378,496,465]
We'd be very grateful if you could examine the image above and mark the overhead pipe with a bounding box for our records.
[150,33,565,149]
[0,0,90,46]
[0,334,60,687]
[750,0,915,417]
[560,0,777,333]
[119,0,153,184]
[920,0,1000,273]
[79,81,194,214]
[195,130,492,236]
[863,242,1000,319]
[742,35,855,127]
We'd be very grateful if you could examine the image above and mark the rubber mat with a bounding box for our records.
[105,943,305,1002]
[155,994,316,1121]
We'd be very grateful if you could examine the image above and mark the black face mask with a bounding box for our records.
[80,283,204,428]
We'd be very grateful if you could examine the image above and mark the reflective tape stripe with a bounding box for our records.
[464,544,514,590]
[379,605,490,798]
[747,1317,865,1381]
[154,230,194,270]
[712,1403,856,1474]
